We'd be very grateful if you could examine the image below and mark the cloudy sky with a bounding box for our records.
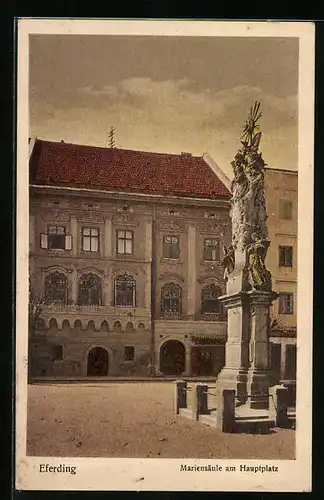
[29,35,298,178]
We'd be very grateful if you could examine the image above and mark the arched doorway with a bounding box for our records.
[87,347,109,376]
[160,340,185,375]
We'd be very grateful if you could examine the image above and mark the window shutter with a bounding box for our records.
[40,233,48,249]
[65,234,72,250]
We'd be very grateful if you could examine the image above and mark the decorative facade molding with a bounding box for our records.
[76,267,105,278]
[198,221,228,236]
[158,220,184,233]
[112,213,139,227]
[111,267,138,278]
[160,257,183,268]
[41,209,71,222]
[197,275,224,286]
[159,272,185,283]
[77,211,104,223]
[41,265,73,275]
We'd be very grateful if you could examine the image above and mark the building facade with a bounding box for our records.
[264,167,297,385]
[29,139,231,378]
[200,160,298,386]
[28,139,297,384]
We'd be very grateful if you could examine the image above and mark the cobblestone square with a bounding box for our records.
[27,382,295,459]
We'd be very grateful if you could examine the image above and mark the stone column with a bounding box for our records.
[144,219,152,310]
[71,268,78,305]
[70,215,78,257]
[182,346,191,376]
[144,219,152,261]
[187,225,196,319]
[280,343,287,382]
[103,272,112,307]
[104,218,112,258]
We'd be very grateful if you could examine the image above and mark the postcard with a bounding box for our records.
[15,19,314,492]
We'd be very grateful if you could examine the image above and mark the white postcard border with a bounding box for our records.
[15,19,314,492]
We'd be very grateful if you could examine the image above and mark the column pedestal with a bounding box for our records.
[217,246,278,410]
[216,291,250,404]
[246,290,278,409]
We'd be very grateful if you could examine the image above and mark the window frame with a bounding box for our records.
[78,273,102,306]
[52,345,64,361]
[203,238,220,262]
[40,225,72,251]
[201,284,221,314]
[124,346,135,362]
[81,227,100,253]
[116,229,134,255]
[114,274,136,307]
[279,199,293,220]
[161,282,182,316]
[44,271,68,305]
[278,292,294,315]
[279,245,293,267]
[163,235,180,259]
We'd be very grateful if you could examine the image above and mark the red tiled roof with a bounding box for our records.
[29,139,231,199]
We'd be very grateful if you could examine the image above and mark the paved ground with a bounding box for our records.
[27,382,295,459]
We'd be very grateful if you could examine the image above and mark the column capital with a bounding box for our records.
[246,290,278,306]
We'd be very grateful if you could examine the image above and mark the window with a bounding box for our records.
[52,345,63,361]
[116,230,133,255]
[280,200,293,220]
[161,283,182,315]
[125,346,135,361]
[82,227,99,252]
[114,274,136,307]
[41,226,72,250]
[201,285,221,313]
[163,236,180,259]
[78,273,102,305]
[279,246,293,267]
[278,293,294,314]
[45,272,68,305]
[203,238,220,261]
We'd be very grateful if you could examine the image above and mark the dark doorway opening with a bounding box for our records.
[87,347,109,376]
[270,343,281,384]
[160,340,185,375]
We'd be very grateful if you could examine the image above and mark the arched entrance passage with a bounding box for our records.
[87,347,109,376]
[160,340,185,375]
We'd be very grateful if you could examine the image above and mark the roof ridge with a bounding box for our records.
[35,138,204,159]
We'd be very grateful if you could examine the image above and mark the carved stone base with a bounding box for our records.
[216,367,248,405]
[246,368,270,409]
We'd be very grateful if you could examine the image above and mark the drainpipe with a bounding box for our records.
[150,204,157,371]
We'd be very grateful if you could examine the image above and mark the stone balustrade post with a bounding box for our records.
[269,385,289,428]
[216,389,235,433]
[195,384,208,420]
[175,381,187,414]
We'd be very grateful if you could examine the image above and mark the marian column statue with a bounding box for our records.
[217,102,278,413]
[223,101,272,292]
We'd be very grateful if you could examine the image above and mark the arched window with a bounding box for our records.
[45,272,68,305]
[78,273,102,306]
[161,283,182,316]
[100,320,109,332]
[201,285,221,314]
[49,318,58,329]
[114,274,136,307]
[113,321,122,332]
